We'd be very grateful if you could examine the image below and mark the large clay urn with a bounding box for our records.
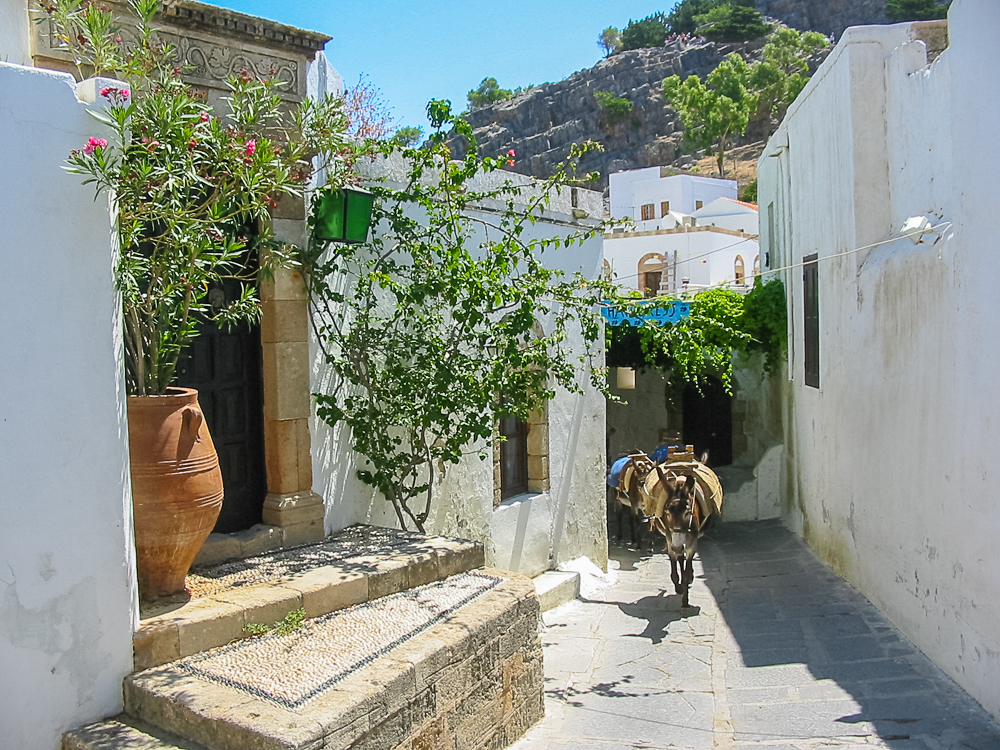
[128,387,224,597]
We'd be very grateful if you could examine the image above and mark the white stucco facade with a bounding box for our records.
[605,227,759,294]
[759,0,1000,721]
[0,0,31,66]
[0,63,137,749]
[609,168,737,231]
[310,165,609,575]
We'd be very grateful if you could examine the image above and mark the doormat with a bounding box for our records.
[176,571,502,710]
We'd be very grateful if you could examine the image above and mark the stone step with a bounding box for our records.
[533,570,580,611]
[63,715,208,749]
[135,525,484,671]
[111,570,542,750]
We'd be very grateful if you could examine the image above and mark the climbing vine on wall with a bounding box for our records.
[606,278,788,391]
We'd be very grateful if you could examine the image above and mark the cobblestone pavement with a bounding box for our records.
[511,520,1000,750]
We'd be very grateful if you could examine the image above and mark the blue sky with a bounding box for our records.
[212,1,678,136]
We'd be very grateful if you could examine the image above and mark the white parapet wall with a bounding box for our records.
[0,0,31,66]
[759,0,1000,720]
[0,63,137,747]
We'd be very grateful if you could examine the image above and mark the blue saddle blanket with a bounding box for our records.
[607,456,631,488]
[649,444,683,464]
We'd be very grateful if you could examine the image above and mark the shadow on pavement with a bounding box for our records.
[698,519,1000,749]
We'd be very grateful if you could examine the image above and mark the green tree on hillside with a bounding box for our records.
[886,0,950,21]
[594,91,635,133]
[622,13,669,50]
[467,77,514,109]
[666,0,754,34]
[663,53,757,177]
[392,125,424,148]
[749,28,829,132]
[598,26,623,56]
[698,5,772,42]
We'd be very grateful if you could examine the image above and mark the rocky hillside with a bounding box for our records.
[448,43,736,190]
[447,0,892,191]
[756,0,887,37]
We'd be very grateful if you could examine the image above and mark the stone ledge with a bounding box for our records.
[62,716,207,750]
[534,570,581,611]
[135,526,486,671]
[119,572,542,750]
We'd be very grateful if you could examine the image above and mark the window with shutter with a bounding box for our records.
[803,253,819,388]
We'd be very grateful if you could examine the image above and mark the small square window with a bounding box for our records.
[695,200,704,210]
[640,204,655,221]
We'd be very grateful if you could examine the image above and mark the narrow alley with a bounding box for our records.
[513,520,1000,750]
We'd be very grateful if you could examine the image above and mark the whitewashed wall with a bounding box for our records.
[0,0,31,66]
[0,64,136,749]
[310,163,608,574]
[605,229,759,291]
[759,0,1000,720]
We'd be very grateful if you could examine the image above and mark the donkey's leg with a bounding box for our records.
[669,553,682,594]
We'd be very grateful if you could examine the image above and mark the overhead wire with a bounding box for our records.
[605,220,952,293]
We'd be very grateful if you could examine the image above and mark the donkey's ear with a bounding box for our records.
[699,450,709,464]
[685,474,697,490]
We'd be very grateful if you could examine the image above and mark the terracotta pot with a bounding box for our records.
[128,387,223,597]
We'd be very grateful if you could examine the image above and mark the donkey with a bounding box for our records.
[607,452,656,548]
[645,467,706,608]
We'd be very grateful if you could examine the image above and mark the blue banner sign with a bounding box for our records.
[601,300,691,327]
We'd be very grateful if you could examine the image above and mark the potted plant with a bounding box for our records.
[45,0,358,596]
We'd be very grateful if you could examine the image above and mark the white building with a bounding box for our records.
[605,171,760,296]
[609,168,737,232]
[759,0,1000,722]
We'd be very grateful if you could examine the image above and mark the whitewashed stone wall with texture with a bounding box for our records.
[0,0,31,66]
[310,162,608,574]
[0,64,136,749]
[759,0,1000,720]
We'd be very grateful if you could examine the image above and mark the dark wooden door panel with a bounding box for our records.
[176,298,267,533]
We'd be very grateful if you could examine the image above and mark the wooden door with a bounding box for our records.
[175,282,267,533]
[682,376,733,467]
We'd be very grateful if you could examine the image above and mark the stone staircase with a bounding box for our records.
[64,526,544,750]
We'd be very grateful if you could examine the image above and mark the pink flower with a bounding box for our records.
[244,140,257,157]
[508,149,516,156]
[120,89,130,98]
[199,111,210,123]
[100,87,111,97]
[83,136,108,155]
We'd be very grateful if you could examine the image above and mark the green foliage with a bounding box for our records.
[49,0,358,395]
[740,178,758,203]
[699,6,772,42]
[740,278,787,374]
[886,0,950,21]
[749,28,828,132]
[606,279,787,392]
[244,608,307,638]
[598,26,623,57]
[666,0,754,34]
[302,100,618,532]
[663,54,756,178]
[392,125,424,148]
[622,13,669,50]
[594,91,635,129]
[467,77,514,109]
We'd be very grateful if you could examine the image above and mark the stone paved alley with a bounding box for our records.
[512,520,1000,750]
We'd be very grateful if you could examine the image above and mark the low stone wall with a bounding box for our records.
[69,571,543,750]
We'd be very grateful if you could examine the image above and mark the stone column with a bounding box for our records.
[260,200,325,545]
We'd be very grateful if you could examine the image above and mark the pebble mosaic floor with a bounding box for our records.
[186,525,434,599]
[177,571,502,710]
